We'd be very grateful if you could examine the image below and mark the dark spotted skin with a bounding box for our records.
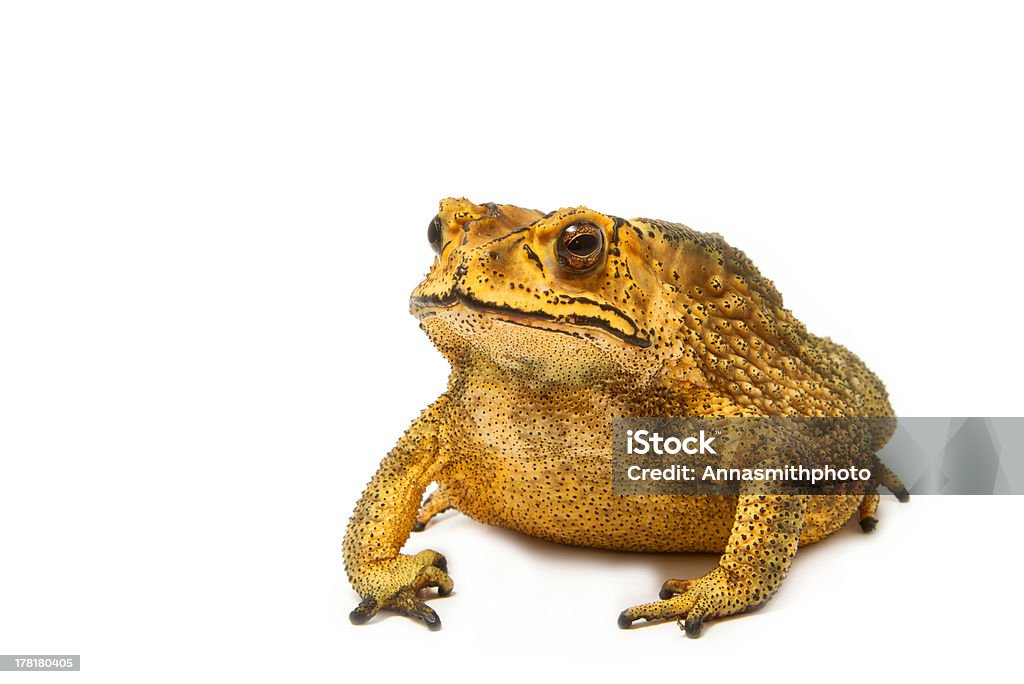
[343,198,907,636]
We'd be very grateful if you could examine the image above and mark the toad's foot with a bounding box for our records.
[618,566,754,638]
[412,487,453,532]
[618,492,807,638]
[348,550,453,630]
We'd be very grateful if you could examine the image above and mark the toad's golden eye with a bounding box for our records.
[427,215,444,254]
[556,222,604,273]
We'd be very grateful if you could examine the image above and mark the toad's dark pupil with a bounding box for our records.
[566,233,598,256]
[428,216,443,253]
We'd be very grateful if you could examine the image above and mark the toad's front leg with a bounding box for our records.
[619,493,808,637]
[343,399,454,630]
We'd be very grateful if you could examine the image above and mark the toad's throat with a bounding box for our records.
[411,291,652,349]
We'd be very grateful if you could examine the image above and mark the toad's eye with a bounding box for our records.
[556,222,604,273]
[427,215,444,254]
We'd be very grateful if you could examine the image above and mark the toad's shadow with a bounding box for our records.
[422,510,715,587]
[421,507,863,597]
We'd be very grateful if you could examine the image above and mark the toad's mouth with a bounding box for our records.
[410,292,652,349]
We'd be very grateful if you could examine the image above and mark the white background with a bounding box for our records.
[2,1,1023,681]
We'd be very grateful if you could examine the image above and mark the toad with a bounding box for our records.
[343,199,907,637]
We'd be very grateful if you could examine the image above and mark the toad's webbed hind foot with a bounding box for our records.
[859,461,910,532]
[858,493,880,532]
[875,461,910,503]
[412,487,454,532]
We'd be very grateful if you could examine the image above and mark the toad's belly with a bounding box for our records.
[438,454,861,552]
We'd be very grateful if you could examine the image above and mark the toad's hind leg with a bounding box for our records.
[859,458,910,532]
[875,461,910,503]
[858,493,880,532]
[413,485,454,532]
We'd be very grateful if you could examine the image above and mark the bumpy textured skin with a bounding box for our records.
[344,198,908,636]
